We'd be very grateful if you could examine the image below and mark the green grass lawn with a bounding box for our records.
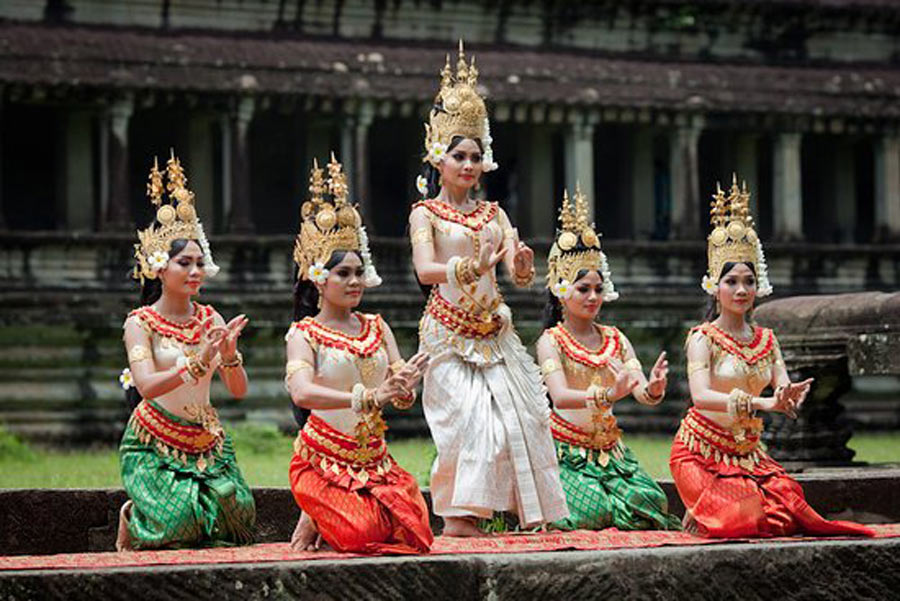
[1,425,898,489]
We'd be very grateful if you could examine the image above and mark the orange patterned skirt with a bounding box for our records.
[289,414,433,554]
[670,408,874,538]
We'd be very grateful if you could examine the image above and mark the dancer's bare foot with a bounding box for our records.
[290,512,323,551]
[682,510,704,535]
[442,516,483,537]
[115,500,133,552]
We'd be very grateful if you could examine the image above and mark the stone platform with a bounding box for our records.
[2,536,899,600]
[3,469,900,599]
[2,467,899,557]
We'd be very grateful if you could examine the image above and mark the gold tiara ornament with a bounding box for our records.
[423,41,497,172]
[546,184,617,302]
[133,151,218,283]
[293,153,381,288]
[703,174,772,297]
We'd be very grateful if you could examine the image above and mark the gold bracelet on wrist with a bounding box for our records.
[220,351,243,369]
[391,391,416,411]
[513,268,535,287]
[186,354,209,380]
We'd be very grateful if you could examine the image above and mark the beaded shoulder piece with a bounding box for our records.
[413,198,498,232]
[127,302,215,345]
[292,313,384,358]
[688,322,778,372]
[548,323,624,370]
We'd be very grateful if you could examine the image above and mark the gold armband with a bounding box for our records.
[503,227,517,241]
[687,361,709,376]
[285,359,315,379]
[540,358,562,378]
[623,358,642,373]
[410,227,433,246]
[127,345,152,364]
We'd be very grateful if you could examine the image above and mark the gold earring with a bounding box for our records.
[716,298,721,314]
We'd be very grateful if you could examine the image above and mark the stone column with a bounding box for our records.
[102,94,133,230]
[875,134,900,241]
[773,132,803,241]
[228,96,255,233]
[353,100,375,229]
[62,110,95,231]
[631,127,655,239]
[734,134,760,224]
[564,113,596,222]
[668,118,702,239]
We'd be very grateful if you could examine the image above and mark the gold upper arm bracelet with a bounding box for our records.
[411,227,433,245]
[540,358,563,378]
[503,227,516,241]
[623,358,642,373]
[286,359,315,379]
[687,361,710,376]
[127,345,152,364]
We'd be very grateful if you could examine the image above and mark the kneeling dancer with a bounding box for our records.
[118,153,255,550]
[670,176,874,538]
[286,156,433,554]
[537,186,680,531]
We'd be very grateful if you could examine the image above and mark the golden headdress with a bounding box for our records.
[423,40,498,172]
[703,174,772,297]
[546,184,618,302]
[293,153,381,287]
[133,150,218,283]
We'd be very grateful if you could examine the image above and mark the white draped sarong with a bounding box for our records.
[419,305,569,527]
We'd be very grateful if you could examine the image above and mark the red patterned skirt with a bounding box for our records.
[669,408,874,538]
[289,414,433,554]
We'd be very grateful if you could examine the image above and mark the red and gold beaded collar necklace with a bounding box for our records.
[549,323,622,369]
[692,322,775,366]
[293,313,384,358]
[414,198,498,232]
[129,302,214,345]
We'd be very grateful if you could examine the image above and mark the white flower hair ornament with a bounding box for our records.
[551,279,573,299]
[416,175,429,198]
[147,251,170,273]
[308,263,329,284]
[701,275,718,296]
[428,141,448,163]
[119,368,134,391]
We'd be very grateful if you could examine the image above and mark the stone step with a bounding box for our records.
[2,467,898,557]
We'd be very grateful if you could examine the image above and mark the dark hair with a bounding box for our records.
[292,250,363,322]
[703,261,757,322]
[290,249,363,428]
[540,242,605,329]
[418,135,485,200]
[127,237,196,410]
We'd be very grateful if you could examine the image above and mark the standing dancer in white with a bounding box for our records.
[409,42,568,536]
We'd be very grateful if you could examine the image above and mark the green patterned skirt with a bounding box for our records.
[119,400,256,549]
[551,439,681,531]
